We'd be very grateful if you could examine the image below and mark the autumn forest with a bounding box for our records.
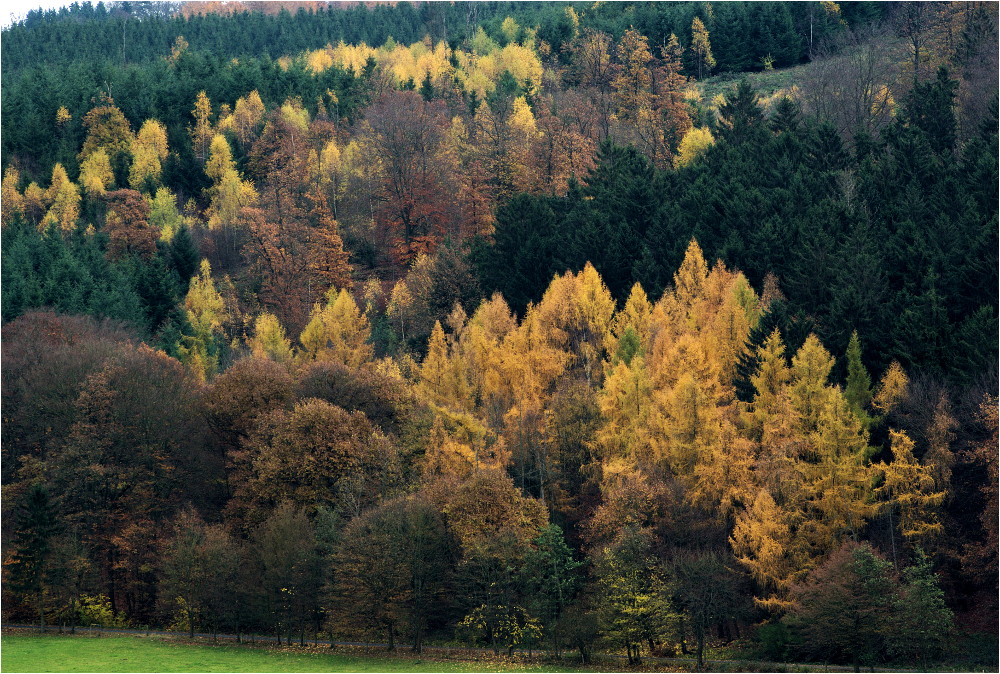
[1,1,997,670]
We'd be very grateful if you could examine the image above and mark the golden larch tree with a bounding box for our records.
[249,312,295,365]
[298,288,373,368]
[190,91,214,163]
[1,167,25,225]
[876,429,945,547]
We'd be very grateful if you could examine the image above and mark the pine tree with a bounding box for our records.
[890,551,953,666]
[844,331,873,425]
[717,79,765,145]
[8,484,62,629]
[168,224,200,293]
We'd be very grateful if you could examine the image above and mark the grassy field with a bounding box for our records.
[0,633,614,673]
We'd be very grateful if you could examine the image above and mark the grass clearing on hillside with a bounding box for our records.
[0,633,624,673]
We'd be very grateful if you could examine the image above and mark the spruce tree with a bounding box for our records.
[844,331,873,424]
[8,484,62,629]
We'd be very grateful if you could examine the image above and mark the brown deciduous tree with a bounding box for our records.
[363,90,457,265]
[230,398,400,527]
[52,345,207,620]
[104,189,158,260]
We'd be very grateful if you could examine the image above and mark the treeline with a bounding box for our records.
[4,242,993,664]
[2,1,885,74]
[1,0,876,184]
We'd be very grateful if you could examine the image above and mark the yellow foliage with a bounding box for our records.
[661,369,722,475]
[1,167,25,225]
[789,334,836,433]
[469,26,499,56]
[328,40,379,75]
[673,238,710,311]
[148,187,184,241]
[703,272,755,384]
[130,120,169,192]
[298,288,373,368]
[611,283,653,355]
[509,96,538,138]
[501,17,520,44]
[205,134,235,182]
[533,263,615,381]
[597,356,661,464]
[178,259,227,381]
[306,47,335,73]
[280,98,310,134]
[423,416,478,481]
[249,312,294,365]
[877,429,944,544]
[420,320,472,411]
[730,489,801,610]
[690,418,756,517]
[190,91,213,162]
[492,307,568,411]
[185,259,227,335]
[128,143,162,192]
[79,150,115,197]
[23,182,45,223]
[205,168,257,229]
[136,119,169,160]
[233,90,265,147]
[675,126,715,167]
[42,163,80,232]
[872,360,908,415]
[56,105,72,126]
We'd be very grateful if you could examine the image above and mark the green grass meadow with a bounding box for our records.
[0,633,592,673]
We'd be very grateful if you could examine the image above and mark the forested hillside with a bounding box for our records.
[2,1,997,668]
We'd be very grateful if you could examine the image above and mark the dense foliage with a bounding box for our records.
[2,1,996,668]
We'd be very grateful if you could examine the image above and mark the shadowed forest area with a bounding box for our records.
[1,1,997,671]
